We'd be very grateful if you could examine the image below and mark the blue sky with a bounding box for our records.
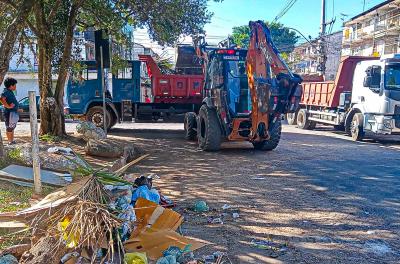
[204,0,385,43]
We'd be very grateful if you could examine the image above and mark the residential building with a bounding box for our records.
[289,31,343,80]
[342,0,400,56]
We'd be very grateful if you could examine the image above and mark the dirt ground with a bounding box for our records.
[107,124,400,264]
[2,122,400,263]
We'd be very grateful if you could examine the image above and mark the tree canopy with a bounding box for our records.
[0,0,219,136]
[232,21,299,53]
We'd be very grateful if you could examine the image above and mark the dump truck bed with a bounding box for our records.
[300,56,377,108]
[139,55,204,104]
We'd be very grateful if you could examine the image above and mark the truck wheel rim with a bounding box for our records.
[92,113,103,126]
[351,119,358,136]
[298,113,304,125]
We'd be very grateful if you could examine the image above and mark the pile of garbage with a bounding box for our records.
[0,155,209,264]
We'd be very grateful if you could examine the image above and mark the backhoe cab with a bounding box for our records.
[184,21,302,151]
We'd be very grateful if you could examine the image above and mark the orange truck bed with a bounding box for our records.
[139,55,204,104]
[300,56,376,108]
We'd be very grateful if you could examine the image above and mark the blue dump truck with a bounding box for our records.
[67,48,204,130]
[67,60,141,129]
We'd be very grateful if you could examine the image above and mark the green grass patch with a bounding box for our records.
[0,182,54,250]
[0,181,54,213]
[39,133,60,143]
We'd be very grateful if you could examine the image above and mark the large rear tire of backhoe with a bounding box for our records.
[253,120,282,151]
[197,105,221,151]
[184,112,197,141]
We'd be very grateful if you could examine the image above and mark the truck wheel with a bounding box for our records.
[197,105,221,151]
[296,109,313,129]
[286,112,297,125]
[86,106,112,130]
[350,113,364,141]
[184,112,197,141]
[253,120,282,151]
[308,121,317,130]
[333,124,345,131]
[109,113,118,128]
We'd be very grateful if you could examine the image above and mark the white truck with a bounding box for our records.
[287,54,400,140]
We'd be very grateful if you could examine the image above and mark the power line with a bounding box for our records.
[274,0,298,22]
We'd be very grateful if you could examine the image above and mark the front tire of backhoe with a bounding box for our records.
[253,120,282,151]
[197,105,221,151]
[184,112,197,141]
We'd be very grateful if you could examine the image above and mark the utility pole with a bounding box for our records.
[318,0,327,76]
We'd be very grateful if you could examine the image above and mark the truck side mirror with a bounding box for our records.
[364,65,381,93]
[363,76,372,87]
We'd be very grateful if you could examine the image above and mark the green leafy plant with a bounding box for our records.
[39,134,61,143]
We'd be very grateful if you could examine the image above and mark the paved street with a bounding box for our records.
[2,121,400,263]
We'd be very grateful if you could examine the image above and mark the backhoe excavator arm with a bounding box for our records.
[246,20,302,142]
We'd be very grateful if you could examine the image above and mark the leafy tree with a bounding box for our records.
[0,0,219,136]
[0,0,34,155]
[232,21,299,53]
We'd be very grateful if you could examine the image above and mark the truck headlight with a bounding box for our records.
[383,118,392,129]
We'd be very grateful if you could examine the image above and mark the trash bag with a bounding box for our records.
[155,255,176,264]
[131,185,160,204]
[124,252,148,264]
[193,200,209,212]
[0,254,18,264]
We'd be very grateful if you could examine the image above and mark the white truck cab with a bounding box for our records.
[351,54,400,136]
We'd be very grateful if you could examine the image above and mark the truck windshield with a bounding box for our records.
[385,64,400,90]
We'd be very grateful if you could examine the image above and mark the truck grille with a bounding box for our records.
[395,105,400,128]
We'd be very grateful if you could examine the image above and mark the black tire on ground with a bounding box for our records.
[109,113,118,128]
[345,111,356,135]
[333,124,345,131]
[253,120,282,151]
[86,106,112,130]
[286,112,297,125]
[296,109,314,130]
[350,113,365,141]
[308,120,317,130]
[197,105,221,151]
[184,112,197,141]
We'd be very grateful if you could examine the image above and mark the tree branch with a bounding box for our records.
[47,0,62,22]
[0,0,40,37]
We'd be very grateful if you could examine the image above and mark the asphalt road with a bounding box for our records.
[2,121,400,263]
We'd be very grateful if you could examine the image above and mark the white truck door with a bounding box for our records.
[352,61,383,114]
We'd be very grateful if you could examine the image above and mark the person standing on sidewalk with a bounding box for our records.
[0,78,19,144]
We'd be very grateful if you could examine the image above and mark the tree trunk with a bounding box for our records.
[32,1,63,136]
[37,0,82,136]
[51,0,82,136]
[0,0,34,156]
